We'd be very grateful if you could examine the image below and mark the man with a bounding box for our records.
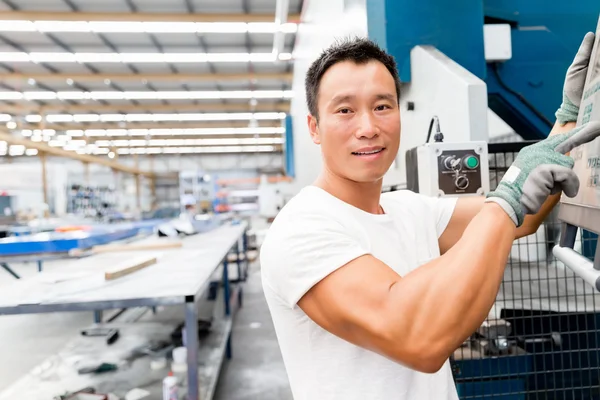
[260,34,600,399]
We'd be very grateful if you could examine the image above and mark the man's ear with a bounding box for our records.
[307,113,321,144]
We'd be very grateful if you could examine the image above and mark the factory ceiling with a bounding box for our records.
[0,0,302,159]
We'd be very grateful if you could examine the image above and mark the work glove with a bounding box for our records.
[485,121,600,226]
[555,32,596,124]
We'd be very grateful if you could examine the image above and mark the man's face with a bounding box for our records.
[308,60,401,184]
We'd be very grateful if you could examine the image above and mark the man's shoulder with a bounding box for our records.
[261,186,357,260]
[272,185,345,224]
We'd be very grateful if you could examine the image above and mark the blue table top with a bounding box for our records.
[0,219,169,256]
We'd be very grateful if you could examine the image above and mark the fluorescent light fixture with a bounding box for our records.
[25,115,42,123]
[25,149,38,156]
[115,145,277,155]
[9,145,25,156]
[94,137,284,147]
[42,112,286,123]
[0,51,293,64]
[0,20,297,34]
[1,90,293,101]
[76,127,285,137]
[6,121,16,129]
[0,114,11,122]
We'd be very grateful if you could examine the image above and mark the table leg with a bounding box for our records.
[236,240,243,282]
[243,231,249,280]
[0,262,20,279]
[223,256,234,360]
[226,335,232,360]
[223,259,230,316]
[185,300,200,400]
[37,260,43,273]
[94,310,103,323]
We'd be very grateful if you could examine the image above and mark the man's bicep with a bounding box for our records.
[261,214,370,308]
[297,254,402,355]
[438,196,484,254]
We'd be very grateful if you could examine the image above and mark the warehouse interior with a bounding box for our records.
[1,0,600,399]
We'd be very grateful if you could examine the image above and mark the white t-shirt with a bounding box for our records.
[260,185,460,400]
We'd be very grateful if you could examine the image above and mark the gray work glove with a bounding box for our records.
[486,121,600,226]
[555,32,596,124]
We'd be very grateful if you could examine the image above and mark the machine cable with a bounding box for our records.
[426,115,445,143]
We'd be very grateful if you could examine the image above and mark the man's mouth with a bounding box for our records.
[352,148,385,156]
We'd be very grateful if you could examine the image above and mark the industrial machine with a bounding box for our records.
[363,1,600,398]
[554,18,600,293]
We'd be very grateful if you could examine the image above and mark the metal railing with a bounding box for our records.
[451,141,600,400]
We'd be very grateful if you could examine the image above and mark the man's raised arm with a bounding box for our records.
[299,121,600,373]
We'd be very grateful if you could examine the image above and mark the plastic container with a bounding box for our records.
[172,347,187,364]
[162,371,179,400]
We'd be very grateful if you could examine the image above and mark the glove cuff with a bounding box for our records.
[555,96,579,125]
[485,183,525,227]
[484,196,520,226]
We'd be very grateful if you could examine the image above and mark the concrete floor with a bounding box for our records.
[0,259,293,399]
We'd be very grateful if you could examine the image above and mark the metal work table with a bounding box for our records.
[0,220,248,400]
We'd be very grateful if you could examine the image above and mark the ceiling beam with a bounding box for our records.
[0,130,153,176]
[0,11,301,23]
[19,121,282,131]
[2,102,291,114]
[0,72,294,82]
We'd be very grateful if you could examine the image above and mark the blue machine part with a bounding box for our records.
[485,0,600,139]
[366,0,600,140]
[366,0,487,82]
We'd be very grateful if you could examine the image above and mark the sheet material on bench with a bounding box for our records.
[0,222,246,310]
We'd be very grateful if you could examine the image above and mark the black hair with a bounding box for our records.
[305,36,401,120]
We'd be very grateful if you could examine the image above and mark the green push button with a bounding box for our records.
[465,156,479,169]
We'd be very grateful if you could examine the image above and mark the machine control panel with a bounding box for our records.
[405,141,489,198]
[438,150,483,194]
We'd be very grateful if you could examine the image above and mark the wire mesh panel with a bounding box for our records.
[451,141,600,400]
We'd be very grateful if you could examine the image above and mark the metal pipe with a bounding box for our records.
[552,245,600,291]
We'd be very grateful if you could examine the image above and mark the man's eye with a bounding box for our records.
[338,108,351,114]
[375,105,390,111]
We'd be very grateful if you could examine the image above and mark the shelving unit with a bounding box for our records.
[66,183,117,219]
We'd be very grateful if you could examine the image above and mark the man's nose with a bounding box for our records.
[355,112,379,139]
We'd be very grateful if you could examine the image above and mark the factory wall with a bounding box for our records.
[0,152,283,214]
[0,163,68,216]
[4,153,282,175]
[287,0,370,194]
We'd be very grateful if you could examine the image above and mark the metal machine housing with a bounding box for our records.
[405,141,490,197]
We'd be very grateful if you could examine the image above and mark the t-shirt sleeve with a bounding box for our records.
[260,213,369,309]
[418,194,458,238]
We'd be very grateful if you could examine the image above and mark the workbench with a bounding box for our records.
[0,220,248,400]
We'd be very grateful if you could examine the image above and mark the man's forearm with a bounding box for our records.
[385,202,516,371]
